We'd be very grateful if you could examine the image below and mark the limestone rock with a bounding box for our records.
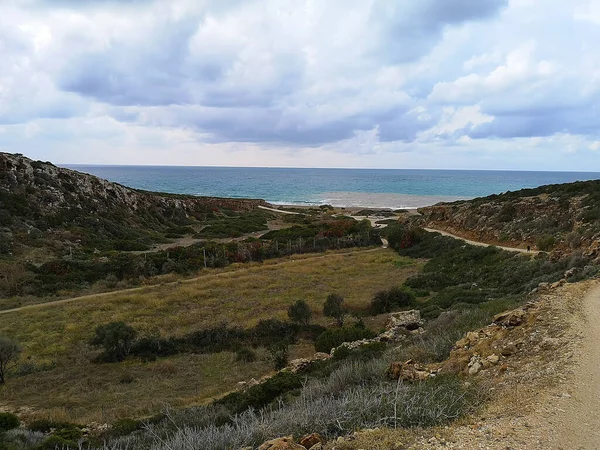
[258,437,305,450]
[299,433,325,449]
[467,355,483,375]
[387,359,435,382]
[387,310,422,331]
[288,358,312,373]
[493,309,526,328]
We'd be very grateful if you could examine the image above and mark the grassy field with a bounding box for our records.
[0,248,421,423]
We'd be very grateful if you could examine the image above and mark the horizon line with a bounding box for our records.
[61,163,600,174]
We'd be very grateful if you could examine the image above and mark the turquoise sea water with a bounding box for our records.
[65,166,600,209]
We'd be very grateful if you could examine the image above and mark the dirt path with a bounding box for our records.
[0,247,384,315]
[424,227,539,255]
[554,283,600,449]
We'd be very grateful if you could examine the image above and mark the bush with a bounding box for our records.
[369,286,415,314]
[251,319,298,347]
[0,413,19,432]
[287,300,312,326]
[0,336,21,384]
[536,234,556,252]
[111,419,143,437]
[36,435,77,450]
[90,322,137,363]
[323,293,347,327]
[314,326,376,353]
[235,347,257,363]
[217,371,304,414]
[269,341,289,371]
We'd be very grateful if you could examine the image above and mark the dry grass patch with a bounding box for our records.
[0,248,420,423]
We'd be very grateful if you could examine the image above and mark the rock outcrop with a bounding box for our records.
[415,180,600,254]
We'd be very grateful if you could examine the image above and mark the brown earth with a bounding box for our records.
[323,279,600,449]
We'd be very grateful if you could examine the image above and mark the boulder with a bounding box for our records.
[299,433,325,449]
[387,359,434,382]
[387,310,422,331]
[493,309,526,328]
[312,352,330,361]
[258,437,305,450]
[467,355,483,375]
[288,358,312,373]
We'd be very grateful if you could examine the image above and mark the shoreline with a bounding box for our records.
[266,191,469,210]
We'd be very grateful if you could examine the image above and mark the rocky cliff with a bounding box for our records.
[416,180,600,254]
[0,152,269,253]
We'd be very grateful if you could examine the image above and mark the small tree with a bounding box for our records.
[269,341,289,371]
[90,322,137,362]
[287,300,312,326]
[323,293,347,327]
[0,336,21,384]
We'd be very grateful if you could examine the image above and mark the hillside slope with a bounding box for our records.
[0,152,268,255]
[417,180,600,255]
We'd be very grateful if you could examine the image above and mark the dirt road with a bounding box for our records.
[424,227,538,255]
[555,283,600,449]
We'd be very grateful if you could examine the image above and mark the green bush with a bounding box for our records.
[323,293,347,327]
[0,413,19,432]
[269,341,289,371]
[36,435,76,450]
[111,418,143,437]
[287,300,312,326]
[235,347,257,363]
[90,322,137,363]
[536,235,556,252]
[217,371,303,414]
[369,286,415,314]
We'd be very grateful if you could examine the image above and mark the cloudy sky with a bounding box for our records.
[0,0,599,170]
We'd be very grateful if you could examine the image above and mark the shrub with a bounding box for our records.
[111,419,143,437]
[251,319,298,346]
[287,300,312,326]
[314,326,376,353]
[235,347,257,363]
[369,286,415,314]
[90,322,137,363]
[323,293,347,327]
[0,413,19,432]
[0,336,21,384]
[36,435,77,450]
[216,371,303,414]
[269,341,289,371]
[536,234,556,252]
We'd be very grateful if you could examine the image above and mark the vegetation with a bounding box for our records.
[0,248,417,423]
[323,293,347,327]
[0,414,19,433]
[91,322,138,363]
[287,300,312,326]
[314,325,376,353]
[369,286,416,314]
[0,336,21,384]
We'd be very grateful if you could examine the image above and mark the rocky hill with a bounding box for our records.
[0,152,268,255]
[416,180,600,256]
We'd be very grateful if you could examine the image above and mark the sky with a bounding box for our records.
[0,0,599,170]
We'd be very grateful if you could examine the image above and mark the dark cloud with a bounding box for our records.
[372,0,508,63]
[58,18,198,106]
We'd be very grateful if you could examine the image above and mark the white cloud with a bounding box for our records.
[0,0,598,170]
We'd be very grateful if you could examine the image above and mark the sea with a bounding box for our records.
[65,166,600,209]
